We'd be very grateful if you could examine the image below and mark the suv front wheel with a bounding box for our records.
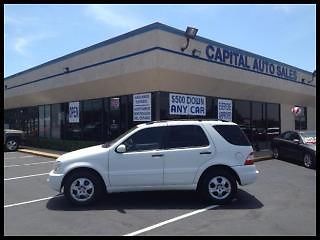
[6,137,19,151]
[64,171,103,206]
[200,170,237,205]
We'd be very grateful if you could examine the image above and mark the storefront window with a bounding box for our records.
[51,104,61,139]
[266,103,280,141]
[252,102,266,150]
[82,99,103,141]
[39,106,45,137]
[233,100,251,141]
[44,105,51,138]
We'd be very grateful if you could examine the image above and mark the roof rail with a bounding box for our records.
[145,118,230,124]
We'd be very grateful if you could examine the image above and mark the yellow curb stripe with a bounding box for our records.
[18,149,61,159]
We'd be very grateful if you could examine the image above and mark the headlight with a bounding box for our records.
[53,161,62,173]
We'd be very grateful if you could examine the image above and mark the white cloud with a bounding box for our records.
[272,4,297,14]
[12,33,56,55]
[84,5,146,30]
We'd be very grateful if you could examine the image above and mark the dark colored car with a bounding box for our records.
[271,130,316,169]
[4,129,25,151]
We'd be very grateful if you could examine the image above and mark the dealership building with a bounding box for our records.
[4,22,316,150]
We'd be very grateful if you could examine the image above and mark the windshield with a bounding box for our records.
[300,131,316,144]
[103,125,139,147]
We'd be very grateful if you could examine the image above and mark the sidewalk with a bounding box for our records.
[18,146,273,161]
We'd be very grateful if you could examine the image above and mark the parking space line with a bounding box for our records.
[4,195,63,208]
[5,161,55,168]
[4,156,34,160]
[4,172,50,181]
[123,205,219,236]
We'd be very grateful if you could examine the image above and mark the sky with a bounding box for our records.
[4,4,316,78]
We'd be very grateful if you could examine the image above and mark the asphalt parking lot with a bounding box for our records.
[4,151,316,236]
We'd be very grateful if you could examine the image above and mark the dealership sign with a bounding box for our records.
[205,44,297,81]
[133,93,151,121]
[169,93,206,116]
[69,101,80,123]
[218,99,232,121]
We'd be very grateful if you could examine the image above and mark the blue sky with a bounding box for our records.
[4,4,316,78]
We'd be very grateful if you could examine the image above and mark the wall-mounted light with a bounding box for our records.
[64,67,70,73]
[181,26,198,52]
[192,49,201,57]
[308,70,316,83]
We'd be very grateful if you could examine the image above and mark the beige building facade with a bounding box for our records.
[4,22,316,149]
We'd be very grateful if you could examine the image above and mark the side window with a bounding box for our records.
[213,125,251,146]
[282,132,292,140]
[165,125,209,149]
[122,127,166,152]
[291,132,300,141]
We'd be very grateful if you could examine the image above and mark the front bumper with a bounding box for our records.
[232,165,259,186]
[47,170,64,192]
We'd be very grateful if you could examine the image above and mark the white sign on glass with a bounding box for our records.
[133,93,151,121]
[218,99,232,121]
[69,101,80,123]
[169,93,206,116]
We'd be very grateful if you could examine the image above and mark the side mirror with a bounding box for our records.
[293,139,300,144]
[116,144,126,153]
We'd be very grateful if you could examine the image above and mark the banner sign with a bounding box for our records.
[218,99,232,121]
[69,101,80,123]
[169,93,206,116]
[291,106,302,117]
[110,98,120,111]
[205,44,297,81]
[133,93,152,121]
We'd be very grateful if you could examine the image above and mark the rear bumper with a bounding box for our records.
[232,165,259,186]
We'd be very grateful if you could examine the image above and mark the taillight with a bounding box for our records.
[244,152,254,165]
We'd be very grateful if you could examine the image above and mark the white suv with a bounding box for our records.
[48,120,258,205]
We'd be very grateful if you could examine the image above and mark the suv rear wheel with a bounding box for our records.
[200,170,237,205]
[6,137,19,151]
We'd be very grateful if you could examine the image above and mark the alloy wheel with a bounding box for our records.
[70,177,95,202]
[6,140,18,151]
[303,154,312,168]
[208,176,231,200]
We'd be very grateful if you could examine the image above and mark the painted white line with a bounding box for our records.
[4,172,50,181]
[5,161,55,168]
[4,156,33,160]
[4,195,63,208]
[123,205,219,236]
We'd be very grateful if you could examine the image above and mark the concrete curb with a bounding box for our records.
[18,149,61,159]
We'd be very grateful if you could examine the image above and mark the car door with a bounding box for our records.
[289,132,304,161]
[162,123,213,186]
[108,124,167,187]
[279,131,294,158]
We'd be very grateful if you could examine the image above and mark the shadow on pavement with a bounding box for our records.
[46,189,263,212]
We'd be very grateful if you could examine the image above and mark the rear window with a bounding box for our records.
[213,125,251,146]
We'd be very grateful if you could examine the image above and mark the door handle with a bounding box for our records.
[200,151,212,155]
[152,154,164,157]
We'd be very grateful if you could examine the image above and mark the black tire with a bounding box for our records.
[272,147,280,159]
[5,137,19,151]
[199,170,237,205]
[303,153,314,169]
[64,171,103,206]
